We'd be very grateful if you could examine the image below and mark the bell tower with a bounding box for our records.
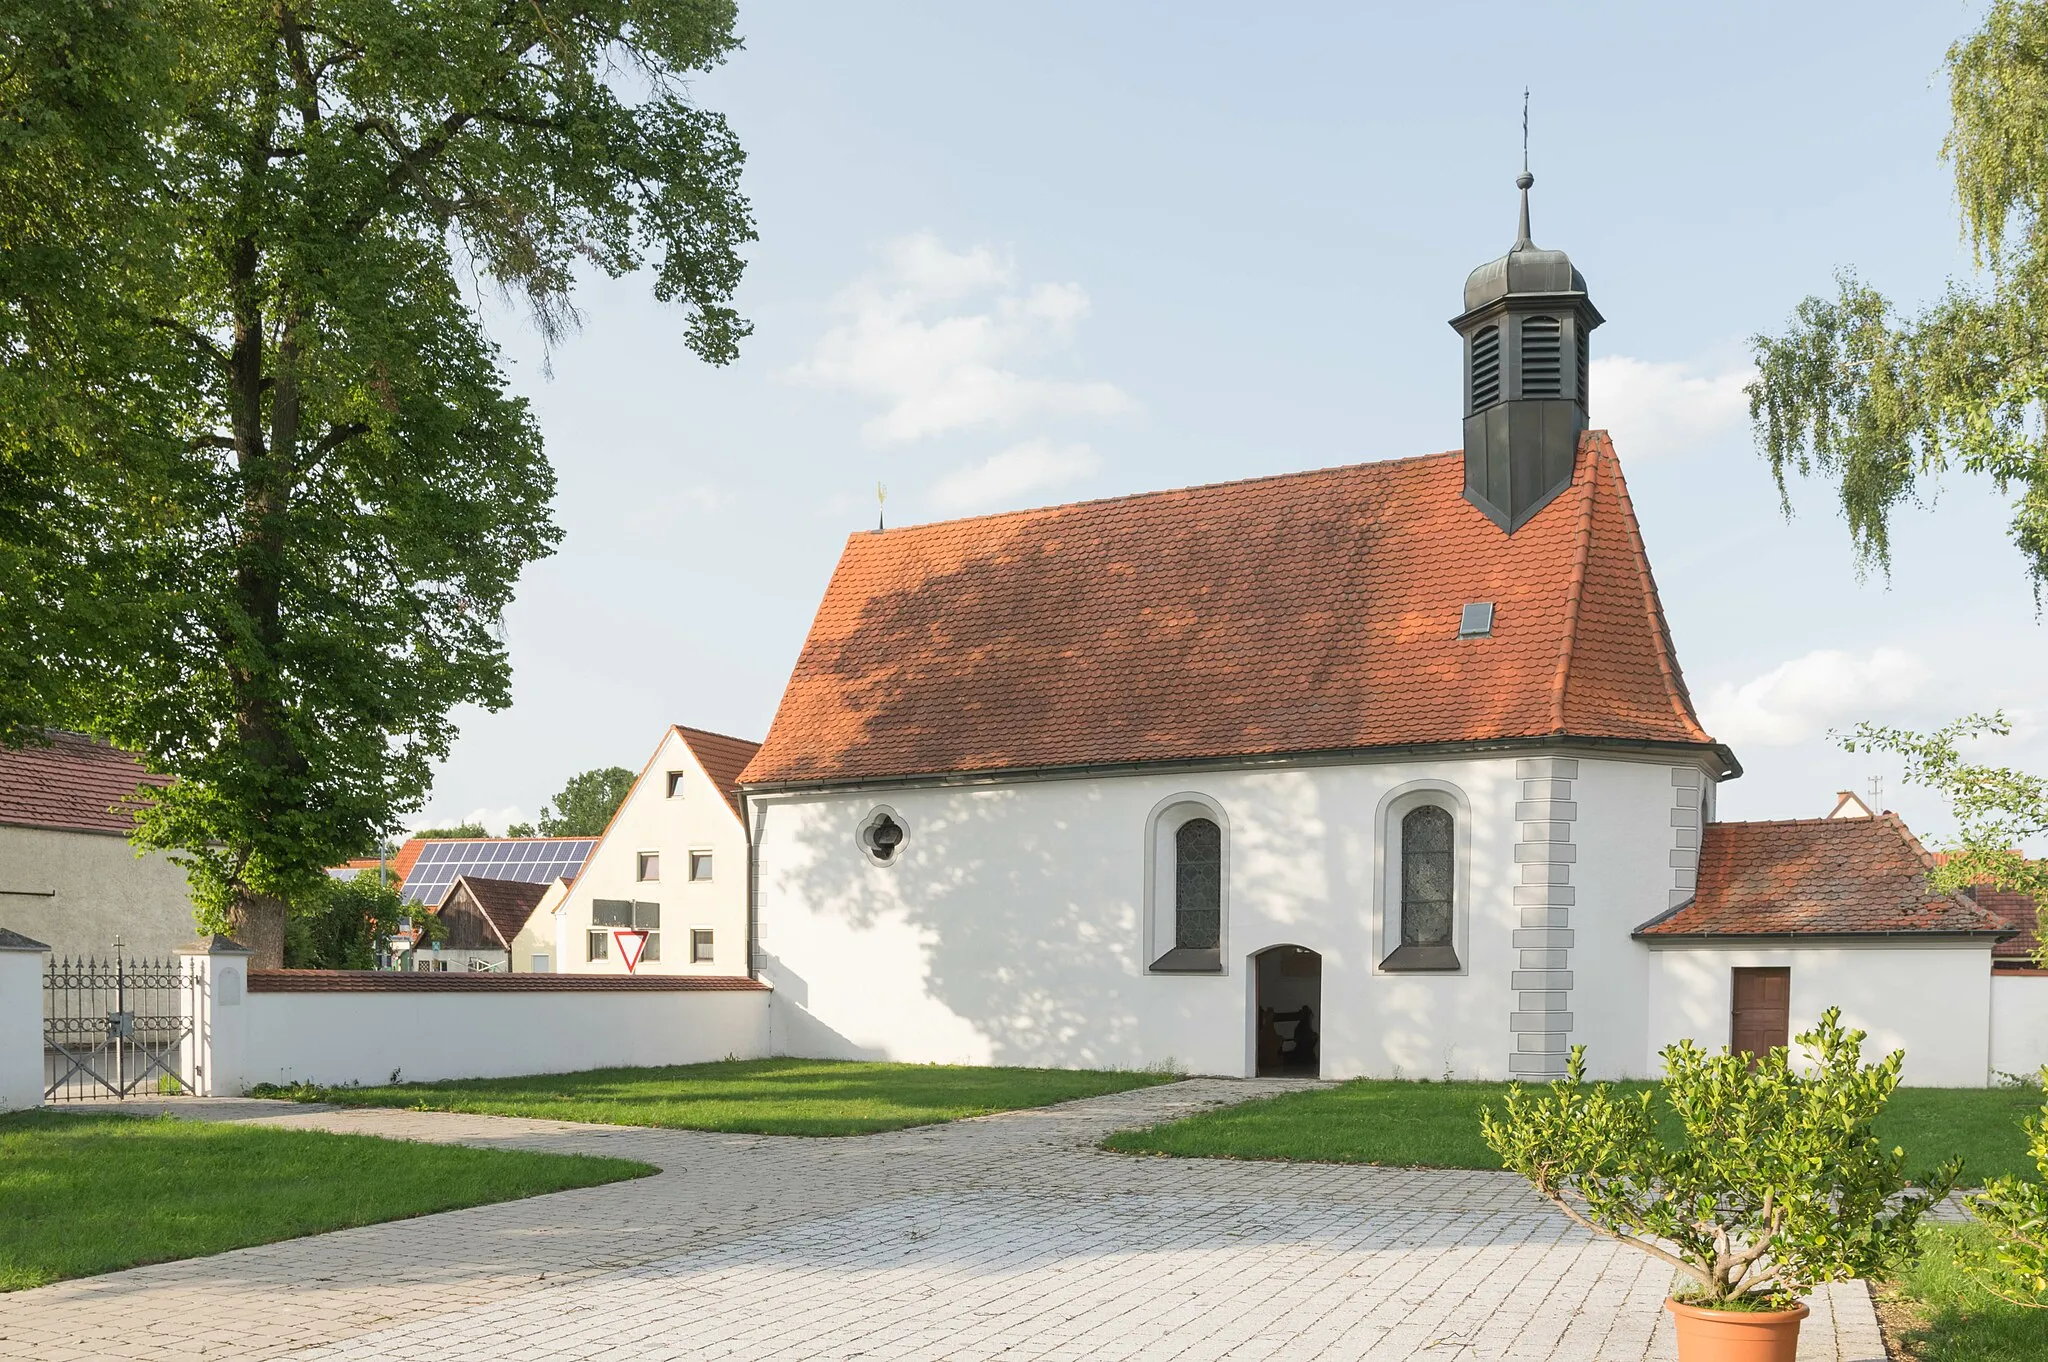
[1450,171,1603,532]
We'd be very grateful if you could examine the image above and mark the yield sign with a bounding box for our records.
[613,929,650,974]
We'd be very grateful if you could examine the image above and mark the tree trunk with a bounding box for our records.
[229,892,288,969]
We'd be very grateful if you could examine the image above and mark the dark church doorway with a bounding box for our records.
[1253,945,1322,1076]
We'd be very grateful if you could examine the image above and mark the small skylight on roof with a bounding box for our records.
[1459,602,1495,638]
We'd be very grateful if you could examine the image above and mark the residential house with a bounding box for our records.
[419,874,558,973]
[0,733,196,959]
[554,726,759,977]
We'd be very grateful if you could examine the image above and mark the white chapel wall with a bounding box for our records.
[754,749,1687,1080]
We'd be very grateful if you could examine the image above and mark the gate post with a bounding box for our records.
[0,928,49,1111]
[179,936,252,1097]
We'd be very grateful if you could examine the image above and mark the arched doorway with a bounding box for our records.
[1253,945,1322,1076]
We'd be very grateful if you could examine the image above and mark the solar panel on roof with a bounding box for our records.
[397,837,597,905]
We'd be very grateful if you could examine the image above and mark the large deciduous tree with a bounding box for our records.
[1748,0,2048,960]
[535,765,636,836]
[0,0,753,963]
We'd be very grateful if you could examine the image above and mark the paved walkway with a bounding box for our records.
[0,1081,1883,1361]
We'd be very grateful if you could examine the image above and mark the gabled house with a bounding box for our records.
[553,726,759,977]
[421,874,558,973]
[735,174,2033,1085]
[0,733,194,959]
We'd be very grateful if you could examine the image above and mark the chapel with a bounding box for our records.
[733,176,2012,1085]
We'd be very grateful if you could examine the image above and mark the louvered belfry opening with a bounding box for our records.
[1450,172,1603,533]
[1575,323,1590,408]
[1519,315,1562,397]
[1469,324,1501,409]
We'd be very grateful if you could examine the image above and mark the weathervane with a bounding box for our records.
[876,481,888,532]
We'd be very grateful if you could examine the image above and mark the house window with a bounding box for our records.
[666,770,685,798]
[691,929,714,963]
[689,851,714,881]
[592,899,661,963]
[530,954,551,973]
[1379,795,1463,972]
[1147,797,1227,973]
[586,930,608,961]
[637,851,660,882]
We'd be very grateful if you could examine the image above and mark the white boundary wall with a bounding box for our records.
[182,949,771,1093]
[0,934,46,1110]
[1991,972,2048,1081]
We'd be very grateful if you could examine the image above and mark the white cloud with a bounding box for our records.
[1591,356,1753,460]
[931,440,1101,513]
[403,806,526,836]
[1699,647,1931,748]
[795,232,1133,444]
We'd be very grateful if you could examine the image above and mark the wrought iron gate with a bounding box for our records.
[43,942,195,1100]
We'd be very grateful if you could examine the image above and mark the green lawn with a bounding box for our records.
[263,1057,1181,1135]
[1102,1079,2043,1182]
[0,1110,652,1291]
[1879,1224,2048,1361]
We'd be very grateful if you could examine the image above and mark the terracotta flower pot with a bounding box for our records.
[1664,1297,1809,1362]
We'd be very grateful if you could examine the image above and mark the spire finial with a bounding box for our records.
[876,481,887,532]
[1515,88,1534,249]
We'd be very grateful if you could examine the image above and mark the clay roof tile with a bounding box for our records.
[742,433,1721,786]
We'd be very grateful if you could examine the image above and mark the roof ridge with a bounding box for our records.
[1599,433,1713,744]
[1548,440,1600,733]
[863,450,1466,539]
[671,723,762,750]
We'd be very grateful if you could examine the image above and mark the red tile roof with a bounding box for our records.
[440,875,552,948]
[1637,814,2012,940]
[247,970,767,992]
[0,732,169,835]
[741,433,1723,787]
[675,726,762,822]
[1967,887,2040,963]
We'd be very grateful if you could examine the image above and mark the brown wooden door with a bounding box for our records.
[1731,967,1790,1059]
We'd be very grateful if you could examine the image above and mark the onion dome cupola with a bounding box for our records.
[1450,172,1604,533]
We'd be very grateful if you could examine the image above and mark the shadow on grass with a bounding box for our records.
[1102,1078,2041,1182]
[0,1109,652,1291]
[262,1057,1183,1136]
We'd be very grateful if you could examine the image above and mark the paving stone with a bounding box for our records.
[0,1081,1875,1359]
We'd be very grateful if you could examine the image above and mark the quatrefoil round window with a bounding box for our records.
[859,808,907,866]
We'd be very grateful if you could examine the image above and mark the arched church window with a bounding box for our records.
[1174,818,1222,950]
[1520,314,1562,397]
[1400,805,1454,948]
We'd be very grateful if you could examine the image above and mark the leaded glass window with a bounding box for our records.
[1175,818,1222,950]
[1400,806,1454,948]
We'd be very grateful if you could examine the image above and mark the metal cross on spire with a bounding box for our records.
[1515,87,1534,248]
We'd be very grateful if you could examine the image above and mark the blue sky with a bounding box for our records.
[421,1,2047,850]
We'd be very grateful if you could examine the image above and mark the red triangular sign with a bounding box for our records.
[614,929,649,974]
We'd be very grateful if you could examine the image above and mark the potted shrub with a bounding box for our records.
[1481,1008,1955,1361]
